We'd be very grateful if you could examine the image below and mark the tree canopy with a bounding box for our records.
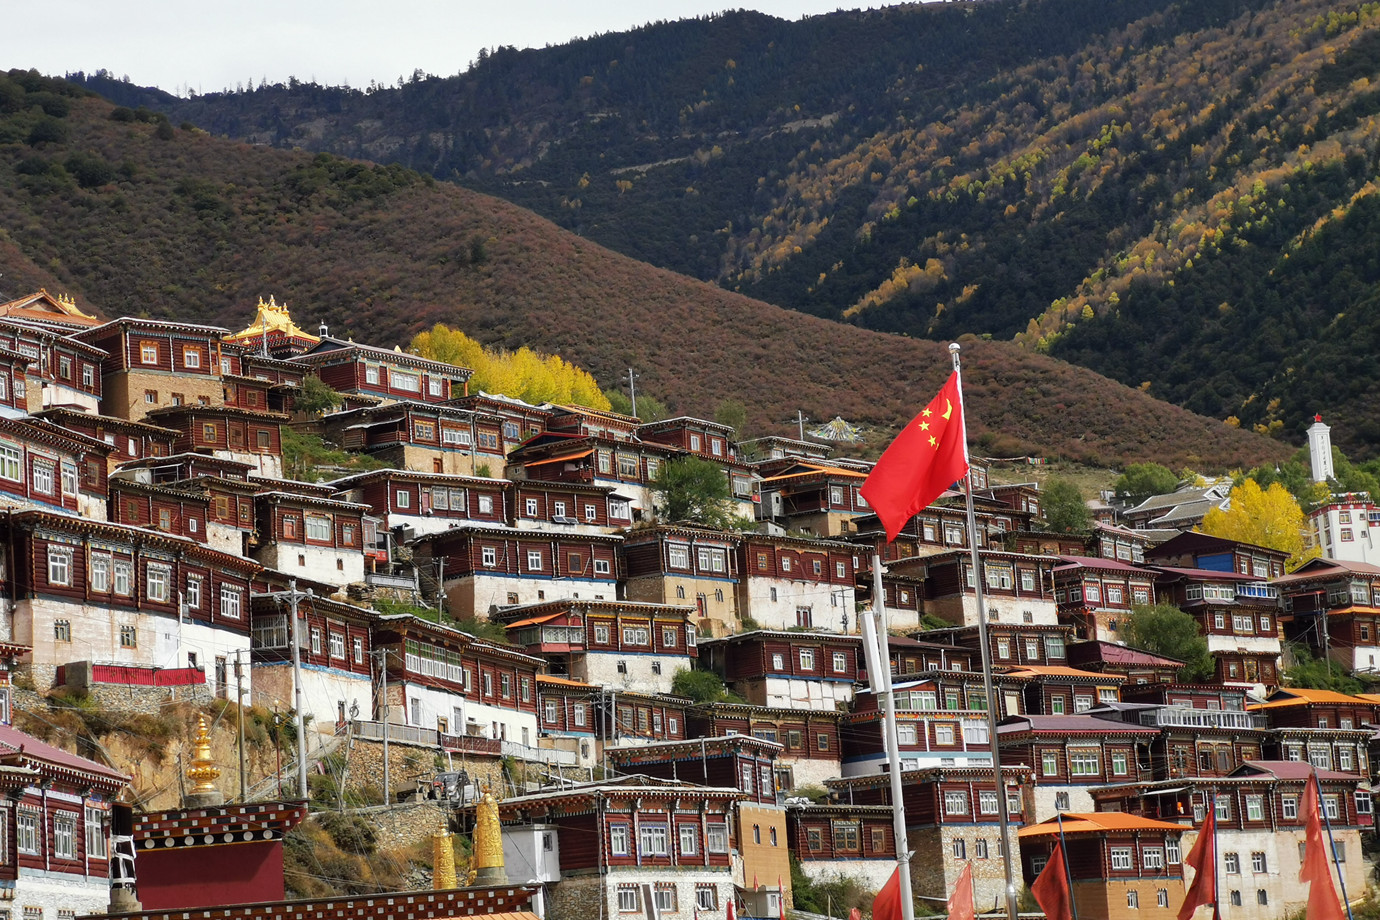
[651,456,740,530]
[1123,603,1214,683]
[1041,478,1091,534]
[409,324,609,410]
[1114,462,1178,502]
[1199,478,1317,571]
[670,668,743,704]
[295,374,343,415]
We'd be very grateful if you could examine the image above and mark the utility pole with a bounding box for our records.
[287,580,310,800]
[373,648,394,806]
[435,557,446,615]
[235,649,247,802]
[623,367,639,418]
[797,410,807,440]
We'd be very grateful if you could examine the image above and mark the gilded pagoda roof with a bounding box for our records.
[224,295,321,348]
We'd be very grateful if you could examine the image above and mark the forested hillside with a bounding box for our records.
[0,70,1287,471]
[72,0,1380,455]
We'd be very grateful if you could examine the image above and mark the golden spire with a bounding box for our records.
[470,786,508,885]
[185,714,222,798]
[433,820,458,889]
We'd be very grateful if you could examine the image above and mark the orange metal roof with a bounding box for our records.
[760,464,867,484]
[1002,665,1121,681]
[504,613,567,630]
[537,675,595,688]
[522,449,595,467]
[1249,687,1374,710]
[1018,812,1186,838]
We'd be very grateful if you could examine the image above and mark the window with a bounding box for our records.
[1143,847,1164,870]
[1324,795,1340,820]
[654,887,676,913]
[1110,847,1133,870]
[662,627,678,648]
[220,586,242,620]
[47,545,72,586]
[1054,792,1070,811]
[1245,795,1264,821]
[0,444,19,481]
[306,514,331,541]
[353,637,364,663]
[1229,891,1242,907]
[395,489,411,509]
[17,809,38,854]
[1126,891,1139,909]
[140,341,159,364]
[31,461,53,495]
[1251,851,1266,873]
[979,790,999,815]
[54,812,77,859]
[799,649,816,670]
[389,369,420,392]
[609,824,630,855]
[1215,798,1231,821]
[639,824,669,856]
[594,558,611,575]
[146,563,170,602]
[707,826,728,853]
[594,624,611,644]
[90,553,110,591]
[54,619,71,642]
[86,806,106,858]
[1042,751,1058,775]
[696,887,717,911]
[1282,795,1298,819]
[1224,853,1240,874]
[617,886,639,912]
[310,627,322,655]
[1167,838,1181,865]
[82,364,94,387]
[526,550,543,571]
[500,674,512,698]
[832,822,859,851]
[944,791,969,815]
[120,625,137,648]
[935,724,955,745]
[952,838,966,859]
[622,627,650,646]
[482,546,497,567]
[114,560,132,595]
[679,824,698,856]
[329,632,345,659]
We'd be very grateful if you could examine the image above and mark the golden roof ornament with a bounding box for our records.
[184,714,224,806]
[433,819,458,889]
[469,785,508,885]
[223,294,321,353]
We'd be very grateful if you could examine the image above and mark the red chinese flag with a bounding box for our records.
[1031,841,1073,920]
[1176,802,1219,920]
[861,371,969,542]
[872,867,903,920]
[1300,773,1347,920]
[946,861,975,920]
[848,909,862,920]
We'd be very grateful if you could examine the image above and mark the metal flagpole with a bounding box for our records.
[861,556,915,920]
[1314,771,1356,920]
[1055,813,1079,920]
[950,343,1020,920]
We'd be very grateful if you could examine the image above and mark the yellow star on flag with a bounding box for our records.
[919,421,930,431]
[921,407,932,417]
[928,436,938,447]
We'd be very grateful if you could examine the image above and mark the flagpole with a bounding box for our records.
[1314,771,1356,920]
[1055,814,1080,920]
[1208,792,1219,920]
[862,556,915,920]
[951,343,1021,920]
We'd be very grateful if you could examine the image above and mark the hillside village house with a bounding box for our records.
[328,468,512,539]
[73,318,236,422]
[892,549,1059,627]
[1099,683,1268,779]
[498,598,698,695]
[35,408,179,470]
[1017,813,1187,920]
[1274,557,1380,673]
[786,802,898,890]
[686,702,843,791]
[288,335,472,405]
[736,533,856,631]
[1248,687,1378,774]
[6,509,262,698]
[997,713,1161,820]
[112,453,261,555]
[826,766,1029,912]
[621,525,742,634]
[1052,556,1158,642]
[412,524,622,617]
[0,719,129,917]
[756,459,871,537]
[1092,762,1370,920]
[250,490,370,589]
[0,318,107,414]
[697,629,861,711]
[496,776,742,920]
[448,391,554,452]
[144,404,288,479]
[318,402,507,477]
[0,416,112,519]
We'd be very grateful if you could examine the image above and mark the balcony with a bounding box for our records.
[367,570,419,591]
[1138,707,1266,731]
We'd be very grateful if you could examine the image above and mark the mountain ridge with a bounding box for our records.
[0,78,1287,471]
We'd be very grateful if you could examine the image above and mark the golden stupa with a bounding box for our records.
[469,786,508,886]
[184,714,224,807]
[223,295,321,358]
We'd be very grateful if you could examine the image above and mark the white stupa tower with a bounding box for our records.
[1307,414,1334,483]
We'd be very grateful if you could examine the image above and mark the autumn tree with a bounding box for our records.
[409,324,609,410]
[651,456,739,529]
[1200,478,1317,570]
[294,374,344,415]
[1123,603,1214,683]
[1041,478,1091,533]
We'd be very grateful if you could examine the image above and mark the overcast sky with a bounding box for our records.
[7,1,876,96]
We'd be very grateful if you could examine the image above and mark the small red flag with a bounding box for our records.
[778,875,786,920]
[861,371,969,542]
[727,898,737,920]
[1300,773,1346,920]
[1177,801,1219,920]
[1031,841,1073,920]
[872,867,903,920]
[946,862,975,920]
[848,909,862,920]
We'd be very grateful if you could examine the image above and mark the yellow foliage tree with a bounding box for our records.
[409,324,610,411]
[1199,479,1318,571]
